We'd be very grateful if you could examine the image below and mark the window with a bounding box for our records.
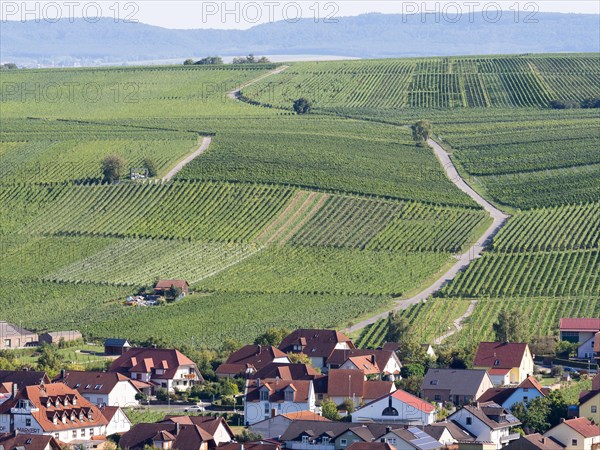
[81,429,86,437]
[571,439,577,446]
[340,439,347,447]
[322,437,330,444]
[260,390,269,401]
[72,430,77,438]
[54,434,59,439]
[494,360,500,366]
[430,380,438,385]
[592,406,597,413]
[434,394,441,402]
[382,406,398,416]
[466,417,472,425]
[302,436,309,444]
[90,428,94,436]
[523,397,529,403]
[3,339,10,348]
[264,404,270,414]
[25,418,31,426]
[284,390,294,402]
[318,394,324,400]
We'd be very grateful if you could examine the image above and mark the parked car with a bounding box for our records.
[563,367,579,374]
[184,405,205,413]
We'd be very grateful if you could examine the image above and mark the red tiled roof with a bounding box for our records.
[109,348,201,381]
[346,443,396,450]
[246,379,313,403]
[325,369,395,399]
[489,368,511,375]
[281,411,331,421]
[559,318,600,331]
[561,418,600,438]
[594,333,600,353]
[0,383,108,432]
[391,389,436,413]
[279,329,354,359]
[478,388,516,405]
[0,432,62,450]
[219,345,288,373]
[252,363,319,381]
[53,370,134,395]
[155,279,189,289]
[474,342,529,369]
[346,356,380,375]
[163,415,234,440]
[121,423,213,450]
[518,376,545,393]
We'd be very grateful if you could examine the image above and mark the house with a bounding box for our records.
[0,432,62,450]
[279,329,355,369]
[280,421,390,450]
[316,369,395,406]
[0,383,108,443]
[424,422,477,446]
[249,410,330,439]
[473,342,534,385]
[559,319,600,360]
[154,279,189,296]
[503,434,565,450]
[543,418,600,450]
[578,376,599,424]
[216,345,290,378]
[0,322,38,349]
[109,348,203,393]
[379,426,445,450]
[421,369,494,406]
[219,442,282,450]
[327,349,403,381]
[161,416,234,445]
[100,405,132,435]
[252,363,319,381]
[104,338,132,356]
[244,378,316,426]
[348,443,397,450]
[53,370,141,407]
[448,401,521,449]
[0,371,50,390]
[352,389,437,425]
[39,331,82,345]
[119,422,214,450]
[479,376,548,411]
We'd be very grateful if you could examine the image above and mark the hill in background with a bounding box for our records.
[1,12,599,66]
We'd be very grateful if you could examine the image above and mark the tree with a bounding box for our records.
[195,56,224,65]
[37,344,64,377]
[254,328,290,346]
[219,378,239,397]
[394,375,423,396]
[142,157,157,177]
[580,97,600,108]
[183,59,195,65]
[321,400,340,420]
[339,398,355,413]
[293,98,312,114]
[386,312,411,344]
[101,154,126,183]
[235,430,263,442]
[411,120,432,143]
[167,284,182,300]
[257,56,271,63]
[0,63,18,70]
[549,99,579,109]
[287,352,312,365]
[530,335,558,356]
[400,362,425,379]
[493,308,528,343]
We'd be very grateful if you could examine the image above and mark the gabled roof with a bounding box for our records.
[220,345,288,372]
[0,370,50,389]
[162,415,234,440]
[594,333,600,353]
[280,421,389,442]
[593,375,600,391]
[252,363,319,380]
[245,379,313,403]
[478,388,517,405]
[53,370,136,395]
[504,433,565,450]
[578,389,599,405]
[109,348,201,381]
[422,369,491,396]
[0,383,108,431]
[325,369,394,399]
[279,329,354,359]
[218,442,281,450]
[346,356,381,375]
[0,322,37,338]
[99,405,124,423]
[155,279,189,289]
[518,376,545,393]
[390,390,436,413]
[424,422,476,442]
[104,338,131,347]
[559,318,600,332]
[327,349,398,373]
[280,411,331,421]
[474,342,530,369]
[560,417,600,438]
[0,432,62,450]
[120,423,214,450]
[451,401,520,430]
[346,443,396,450]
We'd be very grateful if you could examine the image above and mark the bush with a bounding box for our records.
[551,365,563,377]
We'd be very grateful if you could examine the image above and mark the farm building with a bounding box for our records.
[105,338,132,356]
[154,279,189,296]
[39,330,82,345]
[0,322,38,349]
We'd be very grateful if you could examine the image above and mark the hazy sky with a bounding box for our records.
[3,1,599,29]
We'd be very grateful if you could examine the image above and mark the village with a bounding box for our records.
[0,318,598,450]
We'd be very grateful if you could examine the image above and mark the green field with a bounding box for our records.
[2,54,599,349]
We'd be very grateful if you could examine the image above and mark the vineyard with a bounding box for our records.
[242,55,600,110]
[453,297,600,346]
[354,299,471,348]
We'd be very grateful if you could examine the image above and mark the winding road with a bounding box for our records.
[227,66,509,338]
[162,137,212,182]
[344,138,509,335]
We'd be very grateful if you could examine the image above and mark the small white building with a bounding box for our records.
[101,405,132,435]
[244,379,316,426]
[352,389,437,425]
[54,370,140,407]
[543,418,600,450]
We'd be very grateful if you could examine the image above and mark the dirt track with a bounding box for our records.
[162,137,212,182]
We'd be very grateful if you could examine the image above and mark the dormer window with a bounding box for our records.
[62,414,67,424]
[494,360,500,366]
[53,416,58,425]
[55,398,60,408]
[46,399,51,408]
[284,390,294,402]
[64,397,69,407]
[94,385,102,390]
[430,380,438,385]
[260,390,269,401]
[72,397,77,406]
[87,411,93,421]
[71,412,76,421]
[79,412,84,421]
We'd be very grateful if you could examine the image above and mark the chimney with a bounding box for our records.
[12,383,17,398]
[371,355,376,365]
[271,408,277,418]
[61,369,66,380]
[560,418,566,423]
[176,422,180,435]
[541,438,545,444]
[386,426,391,433]
[256,378,261,387]
[240,445,244,450]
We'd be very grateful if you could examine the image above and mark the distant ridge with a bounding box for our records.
[1,12,599,66]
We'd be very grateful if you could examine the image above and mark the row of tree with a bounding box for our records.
[183,54,271,65]
[101,155,157,183]
[549,97,600,109]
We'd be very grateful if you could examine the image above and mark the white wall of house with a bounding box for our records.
[245,400,315,425]
[503,387,544,410]
[489,373,511,386]
[380,431,418,450]
[211,421,234,445]
[577,335,596,359]
[108,381,139,407]
[545,424,600,450]
[105,408,131,435]
[352,396,436,425]
[450,409,516,449]
[249,416,291,439]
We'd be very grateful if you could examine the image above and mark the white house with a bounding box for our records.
[244,379,316,426]
[0,383,108,443]
[249,411,330,439]
[327,349,403,381]
[109,348,203,393]
[448,402,521,449]
[54,370,140,407]
[544,418,600,450]
[479,376,547,411]
[101,405,132,435]
[352,389,437,425]
[473,342,535,385]
[559,318,600,360]
[161,415,235,446]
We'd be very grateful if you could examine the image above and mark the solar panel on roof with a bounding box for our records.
[407,427,443,450]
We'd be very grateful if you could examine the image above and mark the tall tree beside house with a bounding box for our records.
[287,352,312,365]
[254,327,290,346]
[511,390,569,434]
[101,154,126,183]
[168,284,183,299]
[493,308,528,343]
[37,344,64,377]
[321,400,341,420]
